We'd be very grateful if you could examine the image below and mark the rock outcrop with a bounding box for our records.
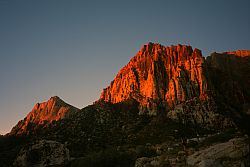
[9,96,79,136]
[100,43,208,114]
[224,50,250,57]
[167,98,233,130]
[187,137,249,167]
[13,140,70,167]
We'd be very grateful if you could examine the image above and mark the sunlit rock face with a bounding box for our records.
[9,96,79,136]
[224,50,250,57]
[100,43,208,114]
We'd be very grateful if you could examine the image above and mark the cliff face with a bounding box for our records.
[100,43,208,114]
[9,96,79,136]
[206,51,250,116]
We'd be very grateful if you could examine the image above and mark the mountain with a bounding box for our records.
[1,43,250,167]
[9,96,79,136]
[100,43,250,116]
[100,43,207,115]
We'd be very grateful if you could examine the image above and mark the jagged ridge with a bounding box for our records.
[100,43,250,116]
[9,96,80,136]
[100,43,208,114]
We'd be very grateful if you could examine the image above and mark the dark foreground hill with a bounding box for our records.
[1,43,250,167]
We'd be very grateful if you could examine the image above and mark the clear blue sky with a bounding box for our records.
[0,0,249,134]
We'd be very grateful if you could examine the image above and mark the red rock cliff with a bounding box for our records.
[224,50,250,57]
[100,43,208,113]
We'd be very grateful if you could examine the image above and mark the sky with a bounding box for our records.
[0,0,249,134]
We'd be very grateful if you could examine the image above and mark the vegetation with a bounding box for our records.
[198,128,238,147]
[0,135,28,166]
[67,147,135,167]
[1,100,247,166]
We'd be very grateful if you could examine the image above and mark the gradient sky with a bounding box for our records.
[0,0,249,134]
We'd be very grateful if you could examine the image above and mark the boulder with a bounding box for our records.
[187,137,249,167]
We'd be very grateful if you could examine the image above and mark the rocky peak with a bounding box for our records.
[100,43,208,114]
[33,96,66,112]
[9,96,79,136]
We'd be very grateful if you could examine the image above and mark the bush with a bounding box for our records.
[135,145,156,158]
[68,147,135,167]
[199,129,237,147]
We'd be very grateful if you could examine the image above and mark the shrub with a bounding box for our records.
[68,147,135,167]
